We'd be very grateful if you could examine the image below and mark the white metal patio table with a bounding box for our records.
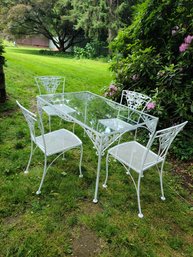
[37,91,158,203]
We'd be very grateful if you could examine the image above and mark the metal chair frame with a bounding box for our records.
[103,121,188,218]
[35,76,66,131]
[120,90,152,112]
[16,100,83,195]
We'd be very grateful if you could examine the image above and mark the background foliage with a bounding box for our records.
[0,39,4,56]
[0,0,84,52]
[110,0,193,160]
[0,0,141,53]
[71,0,134,43]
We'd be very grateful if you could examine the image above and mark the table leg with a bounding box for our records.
[93,152,102,203]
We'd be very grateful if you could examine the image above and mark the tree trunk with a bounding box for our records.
[0,57,6,103]
[58,43,65,52]
[107,0,117,44]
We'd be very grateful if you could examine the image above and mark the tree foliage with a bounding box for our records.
[0,0,139,52]
[110,0,193,159]
[0,0,84,52]
[71,0,134,44]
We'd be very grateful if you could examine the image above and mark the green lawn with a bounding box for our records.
[0,46,192,257]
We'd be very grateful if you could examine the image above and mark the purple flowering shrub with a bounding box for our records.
[146,102,156,110]
[179,35,193,52]
[104,82,121,100]
[110,0,193,159]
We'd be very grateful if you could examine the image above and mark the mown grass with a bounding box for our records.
[0,46,192,257]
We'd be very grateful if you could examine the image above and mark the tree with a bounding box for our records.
[71,0,134,44]
[0,40,6,103]
[1,0,84,52]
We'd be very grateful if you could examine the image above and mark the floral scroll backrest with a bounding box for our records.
[148,121,188,160]
[35,76,65,95]
[16,101,37,142]
[121,90,151,112]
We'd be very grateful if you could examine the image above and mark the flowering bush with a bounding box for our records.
[104,82,120,99]
[146,102,156,110]
[110,0,193,160]
[179,35,193,52]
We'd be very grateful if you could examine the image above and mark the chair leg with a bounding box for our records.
[79,145,83,178]
[24,140,34,173]
[48,115,51,132]
[117,136,122,145]
[137,174,144,218]
[36,155,48,195]
[72,122,75,133]
[126,150,134,175]
[103,153,109,188]
[134,129,138,141]
[62,152,66,160]
[159,162,166,201]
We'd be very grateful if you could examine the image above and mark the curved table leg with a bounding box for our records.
[93,152,102,203]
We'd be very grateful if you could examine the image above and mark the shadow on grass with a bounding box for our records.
[6,47,74,59]
[7,47,41,56]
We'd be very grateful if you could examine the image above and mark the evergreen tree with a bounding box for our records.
[71,0,134,44]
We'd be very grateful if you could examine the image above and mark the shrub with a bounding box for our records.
[74,43,95,59]
[38,49,71,58]
[74,41,108,59]
[109,0,193,160]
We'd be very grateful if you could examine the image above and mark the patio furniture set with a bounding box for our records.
[16,76,187,218]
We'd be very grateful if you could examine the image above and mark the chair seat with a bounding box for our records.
[42,104,76,116]
[35,129,82,156]
[108,141,163,173]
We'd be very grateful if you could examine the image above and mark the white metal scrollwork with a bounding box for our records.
[35,76,65,94]
[85,129,122,156]
[121,90,151,111]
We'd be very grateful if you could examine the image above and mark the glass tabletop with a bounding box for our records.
[37,91,158,135]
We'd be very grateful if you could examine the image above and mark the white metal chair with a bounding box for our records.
[120,90,152,112]
[35,76,65,131]
[103,121,188,218]
[119,90,152,142]
[16,100,83,195]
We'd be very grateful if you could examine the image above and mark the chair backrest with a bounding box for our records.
[120,90,151,112]
[16,101,37,142]
[143,121,188,169]
[35,76,65,95]
[138,112,159,135]
[153,121,188,159]
[17,100,48,154]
